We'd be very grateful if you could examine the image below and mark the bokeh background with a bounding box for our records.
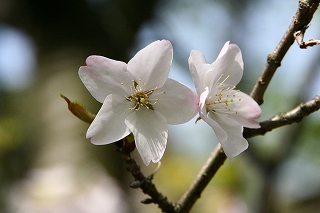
[0,0,320,212]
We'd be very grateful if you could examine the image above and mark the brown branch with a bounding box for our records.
[293,25,320,48]
[177,144,226,213]
[250,0,320,105]
[243,95,320,138]
[117,146,178,213]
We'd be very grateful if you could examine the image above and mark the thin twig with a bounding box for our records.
[117,146,178,213]
[250,0,320,105]
[243,95,320,138]
[293,25,320,48]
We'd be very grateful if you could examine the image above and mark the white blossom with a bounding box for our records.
[189,41,262,159]
[79,40,199,165]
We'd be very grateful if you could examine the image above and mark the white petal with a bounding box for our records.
[199,87,209,111]
[79,55,133,103]
[127,40,173,89]
[200,104,228,144]
[87,94,132,144]
[224,91,261,128]
[125,108,168,166]
[152,78,199,124]
[206,43,243,90]
[189,50,212,94]
[216,41,230,59]
[209,113,248,159]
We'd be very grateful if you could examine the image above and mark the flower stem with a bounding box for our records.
[118,144,177,213]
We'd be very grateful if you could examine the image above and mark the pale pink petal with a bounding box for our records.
[127,40,172,89]
[189,50,212,94]
[209,113,248,159]
[125,108,168,166]
[226,91,262,128]
[87,94,132,144]
[152,78,199,124]
[205,44,243,91]
[79,55,134,103]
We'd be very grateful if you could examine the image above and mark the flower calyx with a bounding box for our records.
[124,79,159,111]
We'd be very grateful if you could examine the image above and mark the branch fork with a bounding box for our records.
[294,25,320,48]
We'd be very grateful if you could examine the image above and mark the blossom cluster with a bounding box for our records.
[79,40,261,165]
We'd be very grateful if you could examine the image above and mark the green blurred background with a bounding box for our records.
[0,0,320,212]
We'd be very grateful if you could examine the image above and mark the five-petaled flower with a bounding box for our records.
[79,40,199,165]
[188,41,262,159]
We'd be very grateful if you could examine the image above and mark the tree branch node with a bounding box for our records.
[294,25,320,48]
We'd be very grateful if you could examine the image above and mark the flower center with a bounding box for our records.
[206,74,242,116]
[122,79,159,111]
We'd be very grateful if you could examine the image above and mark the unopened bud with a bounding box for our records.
[60,94,95,124]
[141,198,154,204]
[129,180,142,188]
[122,133,136,153]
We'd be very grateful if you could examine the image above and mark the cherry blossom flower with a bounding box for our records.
[188,41,262,159]
[79,40,199,165]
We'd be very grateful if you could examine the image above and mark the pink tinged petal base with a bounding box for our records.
[79,55,134,103]
[127,40,173,89]
[87,94,132,145]
[153,78,199,125]
[209,113,248,159]
[125,108,168,166]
